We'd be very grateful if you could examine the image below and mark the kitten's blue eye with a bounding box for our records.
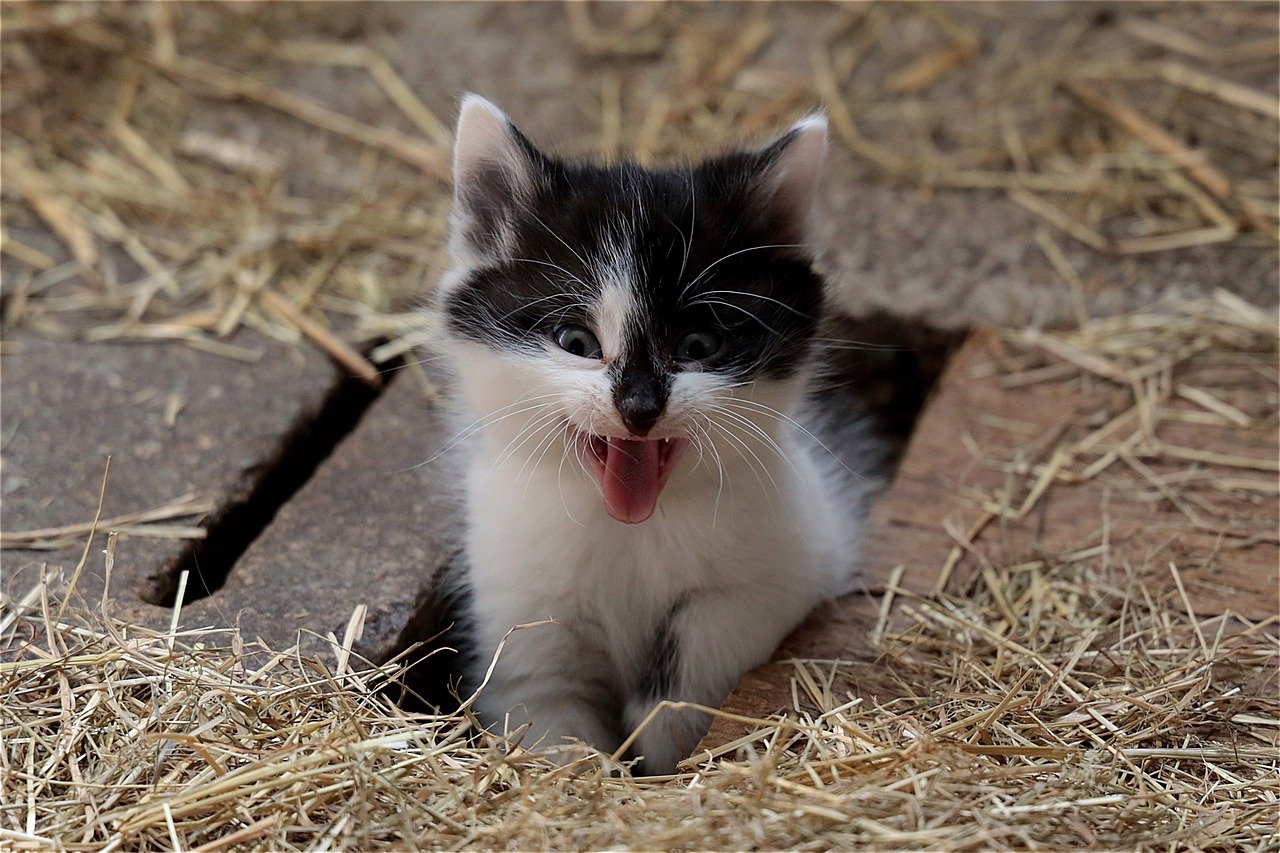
[675,330,723,363]
[553,324,603,359]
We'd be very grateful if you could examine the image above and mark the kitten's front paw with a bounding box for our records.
[480,691,621,769]
[623,699,712,776]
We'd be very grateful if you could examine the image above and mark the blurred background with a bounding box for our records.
[2,1,1277,347]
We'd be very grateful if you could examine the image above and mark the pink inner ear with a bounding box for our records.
[453,95,531,194]
[764,116,828,244]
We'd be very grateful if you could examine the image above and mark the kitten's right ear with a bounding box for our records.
[449,95,540,265]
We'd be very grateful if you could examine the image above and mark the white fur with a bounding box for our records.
[453,344,859,774]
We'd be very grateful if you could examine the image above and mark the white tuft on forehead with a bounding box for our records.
[590,229,641,362]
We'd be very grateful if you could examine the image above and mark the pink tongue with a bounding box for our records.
[601,438,664,524]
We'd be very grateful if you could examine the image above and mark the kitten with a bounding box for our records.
[428,95,891,775]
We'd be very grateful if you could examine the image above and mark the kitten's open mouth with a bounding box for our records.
[577,433,689,524]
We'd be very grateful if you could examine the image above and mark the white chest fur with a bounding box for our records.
[461,421,859,774]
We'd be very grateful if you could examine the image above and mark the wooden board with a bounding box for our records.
[858,331,1278,612]
[700,329,1279,751]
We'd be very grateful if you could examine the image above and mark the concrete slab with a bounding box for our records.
[172,370,458,663]
[0,331,363,626]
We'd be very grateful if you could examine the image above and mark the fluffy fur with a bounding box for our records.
[428,95,890,775]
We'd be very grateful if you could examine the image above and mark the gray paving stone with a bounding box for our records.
[0,331,355,626]
[173,371,457,663]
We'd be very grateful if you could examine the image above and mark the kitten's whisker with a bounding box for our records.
[405,393,561,470]
[811,337,907,351]
[526,210,594,281]
[511,414,564,491]
[448,390,560,437]
[681,242,804,298]
[705,418,777,497]
[691,289,811,319]
[521,418,570,502]
[581,410,606,501]
[690,417,727,528]
[494,408,565,473]
[554,429,588,527]
[380,352,452,374]
[707,404,800,479]
[505,256,589,287]
[559,410,599,525]
[707,411,804,521]
[718,397,870,481]
[445,393,559,441]
[716,395,829,443]
[488,411,554,474]
[692,298,783,335]
[706,407,783,468]
[493,291,581,325]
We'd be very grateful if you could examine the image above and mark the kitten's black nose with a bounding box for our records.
[613,365,667,436]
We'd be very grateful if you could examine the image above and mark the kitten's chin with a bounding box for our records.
[577,432,689,524]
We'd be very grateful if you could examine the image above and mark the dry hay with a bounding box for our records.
[2,2,455,379]
[3,296,1279,849]
[4,500,1277,848]
[938,288,1280,605]
[2,3,1277,376]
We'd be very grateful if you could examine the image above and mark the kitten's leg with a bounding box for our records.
[481,687,620,763]
[622,587,815,775]
[471,623,622,762]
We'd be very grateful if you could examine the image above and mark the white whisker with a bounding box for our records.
[404,392,561,471]
[680,242,804,300]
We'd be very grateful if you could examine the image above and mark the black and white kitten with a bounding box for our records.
[431,96,888,775]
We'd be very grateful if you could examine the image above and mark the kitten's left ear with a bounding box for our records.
[756,114,828,244]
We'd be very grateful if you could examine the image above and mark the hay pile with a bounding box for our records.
[2,2,453,381]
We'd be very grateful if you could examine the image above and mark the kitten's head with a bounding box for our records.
[438,95,829,524]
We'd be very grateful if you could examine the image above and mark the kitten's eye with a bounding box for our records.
[675,330,723,363]
[553,324,603,359]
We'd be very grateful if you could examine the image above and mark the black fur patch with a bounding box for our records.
[387,547,476,714]
[443,138,825,391]
[638,595,688,700]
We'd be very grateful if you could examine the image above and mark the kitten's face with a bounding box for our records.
[439,96,828,524]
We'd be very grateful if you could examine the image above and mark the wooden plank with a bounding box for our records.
[702,329,1278,750]
[858,331,1278,612]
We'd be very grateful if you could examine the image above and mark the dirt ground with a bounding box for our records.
[2,2,1276,331]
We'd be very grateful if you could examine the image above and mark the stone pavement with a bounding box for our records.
[169,370,458,664]
[1,331,362,626]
